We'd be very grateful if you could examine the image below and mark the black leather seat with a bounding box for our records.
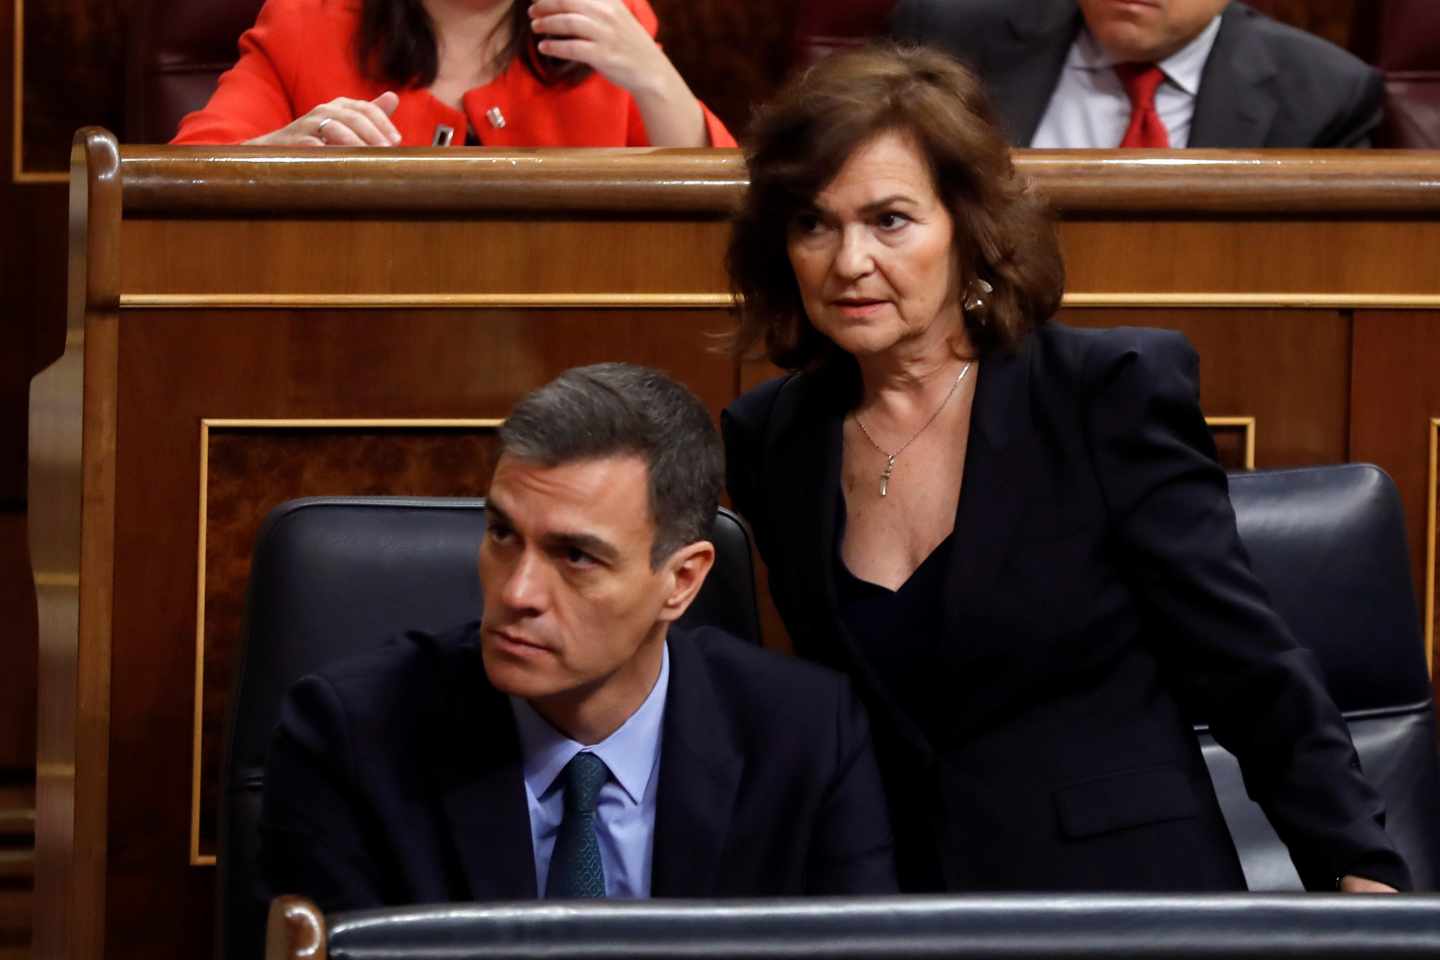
[1199,464,1440,890]
[220,497,762,960]
[277,893,1440,959]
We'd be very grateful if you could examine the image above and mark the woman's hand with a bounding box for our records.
[528,0,708,146]
[1340,875,1398,893]
[245,92,402,146]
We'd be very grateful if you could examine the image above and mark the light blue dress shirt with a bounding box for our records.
[509,642,669,898]
[1031,16,1223,149]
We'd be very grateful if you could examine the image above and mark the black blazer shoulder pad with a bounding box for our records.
[1030,322,1197,390]
[307,620,480,686]
[287,620,486,730]
[671,624,855,732]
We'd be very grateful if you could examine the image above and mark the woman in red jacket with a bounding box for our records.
[172,0,736,147]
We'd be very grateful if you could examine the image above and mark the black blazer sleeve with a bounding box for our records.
[260,673,389,911]
[721,374,788,567]
[1080,330,1410,890]
[805,677,899,894]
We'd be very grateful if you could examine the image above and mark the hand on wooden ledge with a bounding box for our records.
[246,92,402,147]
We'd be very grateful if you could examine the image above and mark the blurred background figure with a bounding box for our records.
[890,0,1383,148]
[171,0,736,147]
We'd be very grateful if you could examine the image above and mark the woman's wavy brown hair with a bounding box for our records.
[356,0,591,91]
[728,44,1064,369]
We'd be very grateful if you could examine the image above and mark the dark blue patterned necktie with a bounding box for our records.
[545,752,609,898]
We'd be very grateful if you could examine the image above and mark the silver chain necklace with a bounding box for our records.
[852,361,973,498]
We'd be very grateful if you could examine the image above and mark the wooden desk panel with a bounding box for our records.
[119,219,733,299]
[1061,308,1352,467]
[1350,310,1440,697]
[30,132,1440,959]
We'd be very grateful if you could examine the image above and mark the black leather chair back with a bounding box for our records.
[220,497,762,960]
[1200,464,1440,890]
[315,894,1440,959]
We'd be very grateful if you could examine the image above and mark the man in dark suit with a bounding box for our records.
[260,363,897,910]
[890,0,1383,148]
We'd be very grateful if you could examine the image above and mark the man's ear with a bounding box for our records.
[656,540,716,624]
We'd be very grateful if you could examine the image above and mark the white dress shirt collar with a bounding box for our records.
[1071,14,1223,97]
[510,641,669,807]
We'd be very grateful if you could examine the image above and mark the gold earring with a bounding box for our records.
[963,277,994,321]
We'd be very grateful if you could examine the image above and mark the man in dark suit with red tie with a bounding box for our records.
[259,364,897,910]
[891,0,1383,149]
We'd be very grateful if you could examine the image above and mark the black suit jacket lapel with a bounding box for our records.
[939,344,1042,668]
[759,364,942,759]
[987,0,1082,146]
[1190,5,1278,148]
[760,368,850,672]
[431,636,538,900]
[762,370,912,705]
[651,632,743,896]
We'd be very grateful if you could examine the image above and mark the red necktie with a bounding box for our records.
[1115,63,1170,148]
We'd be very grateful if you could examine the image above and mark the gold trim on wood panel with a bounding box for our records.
[1205,416,1256,470]
[202,418,507,429]
[189,418,212,868]
[190,416,505,867]
[11,171,67,183]
[11,0,22,180]
[1427,419,1438,676]
[122,293,738,310]
[119,292,1440,312]
[0,807,35,829]
[1063,294,1440,310]
[35,762,75,779]
[9,0,64,183]
[0,849,36,880]
[32,571,80,588]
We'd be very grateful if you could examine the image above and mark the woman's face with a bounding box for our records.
[786,129,963,361]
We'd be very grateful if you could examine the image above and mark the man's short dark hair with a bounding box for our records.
[497,363,723,567]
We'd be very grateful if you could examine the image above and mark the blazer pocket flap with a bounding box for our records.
[1054,766,1200,839]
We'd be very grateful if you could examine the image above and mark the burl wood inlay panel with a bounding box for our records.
[1351,311,1440,689]
[18,0,125,173]
[196,426,500,857]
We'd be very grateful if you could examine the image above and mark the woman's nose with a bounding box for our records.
[832,225,876,279]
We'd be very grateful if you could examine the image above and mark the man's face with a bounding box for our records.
[478,453,710,735]
[1077,0,1228,63]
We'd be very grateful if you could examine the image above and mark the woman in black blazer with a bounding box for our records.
[722,45,1408,894]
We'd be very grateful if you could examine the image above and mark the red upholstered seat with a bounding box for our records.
[1243,0,1439,148]
[1357,0,1440,148]
[792,0,897,67]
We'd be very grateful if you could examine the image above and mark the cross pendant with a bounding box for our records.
[880,455,896,497]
